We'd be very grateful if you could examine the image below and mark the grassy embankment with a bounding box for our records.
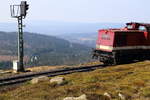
[0,61,150,100]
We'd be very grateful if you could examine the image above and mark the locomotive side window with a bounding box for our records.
[139,26,146,31]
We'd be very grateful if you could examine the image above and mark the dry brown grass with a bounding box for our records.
[0,55,29,62]
[27,65,68,72]
[0,61,150,100]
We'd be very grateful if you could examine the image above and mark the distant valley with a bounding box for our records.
[59,32,97,47]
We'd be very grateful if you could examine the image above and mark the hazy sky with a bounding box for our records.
[1,0,150,23]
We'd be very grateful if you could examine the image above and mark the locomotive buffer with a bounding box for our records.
[10,1,29,72]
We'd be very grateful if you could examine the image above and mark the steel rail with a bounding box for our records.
[0,64,105,86]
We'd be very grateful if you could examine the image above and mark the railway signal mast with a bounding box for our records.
[10,1,29,72]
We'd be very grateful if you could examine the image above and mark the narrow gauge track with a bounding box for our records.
[0,64,105,86]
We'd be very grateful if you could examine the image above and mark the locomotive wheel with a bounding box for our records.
[103,59,115,66]
[113,58,120,65]
[103,61,110,65]
[112,52,121,65]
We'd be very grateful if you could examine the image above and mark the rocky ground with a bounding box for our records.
[0,61,150,100]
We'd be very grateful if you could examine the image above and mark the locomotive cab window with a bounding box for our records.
[127,25,133,29]
[139,26,147,31]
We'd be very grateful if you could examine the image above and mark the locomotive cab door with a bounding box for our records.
[115,33,127,47]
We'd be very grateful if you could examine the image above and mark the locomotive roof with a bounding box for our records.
[107,29,144,33]
[126,22,150,27]
[99,22,150,32]
[99,29,146,33]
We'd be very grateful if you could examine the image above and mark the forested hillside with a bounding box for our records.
[0,31,92,69]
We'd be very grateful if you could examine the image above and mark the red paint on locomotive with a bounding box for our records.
[93,22,150,65]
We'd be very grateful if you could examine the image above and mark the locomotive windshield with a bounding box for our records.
[127,25,133,29]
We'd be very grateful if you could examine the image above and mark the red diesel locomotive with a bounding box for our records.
[92,22,150,65]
